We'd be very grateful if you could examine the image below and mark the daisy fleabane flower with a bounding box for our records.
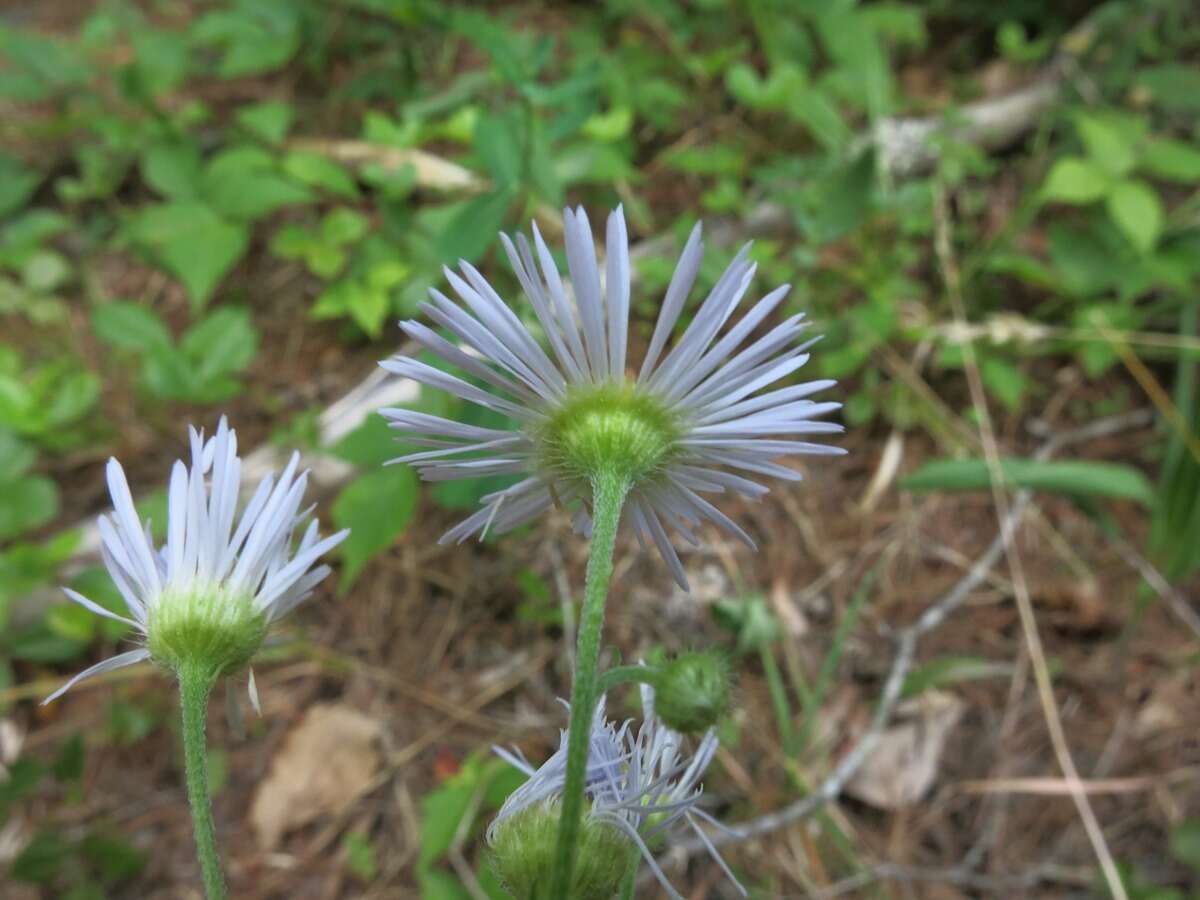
[488,687,745,900]
[380,205,844,588]
[43,417,349,704]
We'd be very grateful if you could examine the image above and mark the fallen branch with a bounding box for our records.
[658,410,1153,867]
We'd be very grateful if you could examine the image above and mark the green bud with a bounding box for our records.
[654,651,731,734]
[146,586,268,678]
[538,383,681,484]
[489,802,630,900]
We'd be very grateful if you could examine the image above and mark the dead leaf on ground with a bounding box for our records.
[846,690,965,810]
[250,703,383,848]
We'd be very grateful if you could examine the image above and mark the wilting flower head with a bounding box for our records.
[488,688,745,900]
[43,418,348,704]
[380,205,844,587]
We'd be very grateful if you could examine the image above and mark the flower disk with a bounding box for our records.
[380,205,845,588]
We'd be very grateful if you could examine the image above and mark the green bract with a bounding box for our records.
[537,383,682,485]
[489,802,630,900]
[146,586,268,676]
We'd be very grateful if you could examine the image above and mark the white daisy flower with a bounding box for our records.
[490,687,745,900]
[380,205,844,587]
[43,417,348,704]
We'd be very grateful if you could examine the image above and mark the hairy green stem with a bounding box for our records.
[179,663,227,900]
[617,843,642,900]
[597,663,662,695]
[549,470,629,897]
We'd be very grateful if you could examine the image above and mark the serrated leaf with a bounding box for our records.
[1040,156,1109,204]
[1106,178,1163,254]
[92,301,173,353]
[901,458,1155,505]
[332,467,419,590]
[126,203,249,308]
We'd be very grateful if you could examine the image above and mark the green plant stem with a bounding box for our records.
[179,663,226,900]
[760,644,793,751]
[617,843,642,899]
[549,470,629,898]
[598,663,661,695]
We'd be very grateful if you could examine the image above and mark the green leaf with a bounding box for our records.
[1106,179,1163,254]
[328,415,403,468]
[343,831,377,881]
[21,250,71,293]
[204,147,313,221]
[435,189,514,264]
[235,101,294,145]
[902,458,1155,505]
[194,5,301,78]
[11,830,71,884]
[79,829,146,881]
[126,203,249,308]
[70,566,135,640]
[0,475,58,540]
[281,151,360,199]
[1040,156,1109,204]
[91,301,173,353]
[0,152,40,217]
[1134,64,1200,114]
[473,111,523,187]
[901,656,1012,699]
[141,142,202,200]
[332,467,419,590]
[0,430,35,481]
[1170,820,1200,871]
[182,307,258,381]
[1141,138,1200,183]
[1072,112,1139,177]
[322,208,370,245]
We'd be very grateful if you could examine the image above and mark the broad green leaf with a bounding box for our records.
[1040,156,1108,204]
[332,467,419,589]
[92,301,173,353]
[979,355,1028,412]
[473,112,523,187]
[435,188,514,264]
[0,475,58,539]
[1134,64,1200,114]
[322,208,369,245]
[235,101,295,145]
[194,5,301,78]
[0,430,35,481]
[328,415,403,468]
[142,349,196,400]
[1072,112,1138,177]
[141,142,202,200]
[902,458,1155,505]
[1106,179,1163,254]
[201,145,311,220]
[281,151,360,199]
[1141,138,1200,183]
[21,250,71,292]
[43,369,99,430]
[126,203,249,308]
[182,307,258,381]
[0,152,40,217]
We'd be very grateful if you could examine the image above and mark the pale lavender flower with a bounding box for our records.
[490,688,745,899]
[380,205,843,588]
[43,417,348,704]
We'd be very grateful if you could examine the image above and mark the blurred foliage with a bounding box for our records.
[2,0,1199,894]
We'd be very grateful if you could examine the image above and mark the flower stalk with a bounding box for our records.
[178,661,226,900]
[549,469,629,896]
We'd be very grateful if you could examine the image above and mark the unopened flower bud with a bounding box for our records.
[654,650,731,734]
[489,801,629,900]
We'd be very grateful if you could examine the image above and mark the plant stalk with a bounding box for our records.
[548,470,629,897]
[179,662,227,900]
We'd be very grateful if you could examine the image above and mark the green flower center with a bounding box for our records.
[146,585,268,676]
[537,383,681,485]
